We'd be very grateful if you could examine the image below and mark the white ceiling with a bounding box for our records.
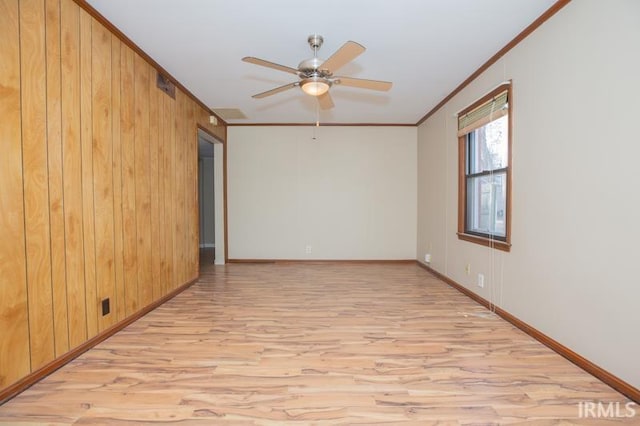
[87,0,557,124]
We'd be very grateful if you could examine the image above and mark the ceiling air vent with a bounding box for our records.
[156,72,176,99]
[211,108,248,120]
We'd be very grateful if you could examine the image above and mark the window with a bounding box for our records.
[457,83,511,251]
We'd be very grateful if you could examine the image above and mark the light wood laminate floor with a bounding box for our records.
[0,263,635,425]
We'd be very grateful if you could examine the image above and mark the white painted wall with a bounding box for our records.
[417,0,640,388]
[228,126,417,260]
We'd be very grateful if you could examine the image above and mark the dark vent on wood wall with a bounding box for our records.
[156,72,176,99]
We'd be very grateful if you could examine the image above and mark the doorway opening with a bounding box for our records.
[197,128,225,267]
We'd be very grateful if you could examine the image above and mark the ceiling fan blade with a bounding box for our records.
[317,92,334,110]
[320,41,365,73]
[252,82,298,99]
[242,57,299,75]
[334,76,392,91]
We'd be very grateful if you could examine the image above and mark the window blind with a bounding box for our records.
[457,90,508,137]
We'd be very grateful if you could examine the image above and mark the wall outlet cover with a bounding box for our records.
[101,298,110,316]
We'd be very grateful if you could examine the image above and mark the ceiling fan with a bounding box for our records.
[242,35,392,110]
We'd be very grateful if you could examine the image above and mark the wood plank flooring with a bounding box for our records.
[0,263,635,424]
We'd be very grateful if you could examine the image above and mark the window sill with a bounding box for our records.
[457,232,511,252]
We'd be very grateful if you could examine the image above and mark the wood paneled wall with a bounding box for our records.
[0,0,225,393]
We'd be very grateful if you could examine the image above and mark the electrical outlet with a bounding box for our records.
[424,253,431,263]
[101,298,110,316]
[478,274,485,288]
[465,264,471,275]
[305,245,312,254]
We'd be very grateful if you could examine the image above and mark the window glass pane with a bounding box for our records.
[468,115,508,174]
[466,171,506,238]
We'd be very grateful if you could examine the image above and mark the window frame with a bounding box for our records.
[457,83,512,252]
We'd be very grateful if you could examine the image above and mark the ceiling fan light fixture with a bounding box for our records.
[300,77,330,96]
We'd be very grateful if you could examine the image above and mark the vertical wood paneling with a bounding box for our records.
[181,93,190,284]
[120,45,138,316]
[157,94,167,297]
[166,94,176,292]
[180,102,189,281]
[20,0,56,370]
[134,55,152,308]
[182,101,190,282]
[45,0,70,357]
[1,0,227,395]
[173,91,185,286]
[192,109,200,277]
[79,8,98,339]
[188,104,198,280]
[111,36,125,322]
[149,70,161,301]
[0,0,31,388]
[91,18,115,332]
[60,0,87,349]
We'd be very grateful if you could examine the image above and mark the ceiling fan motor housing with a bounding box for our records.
[298,58,328,76]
